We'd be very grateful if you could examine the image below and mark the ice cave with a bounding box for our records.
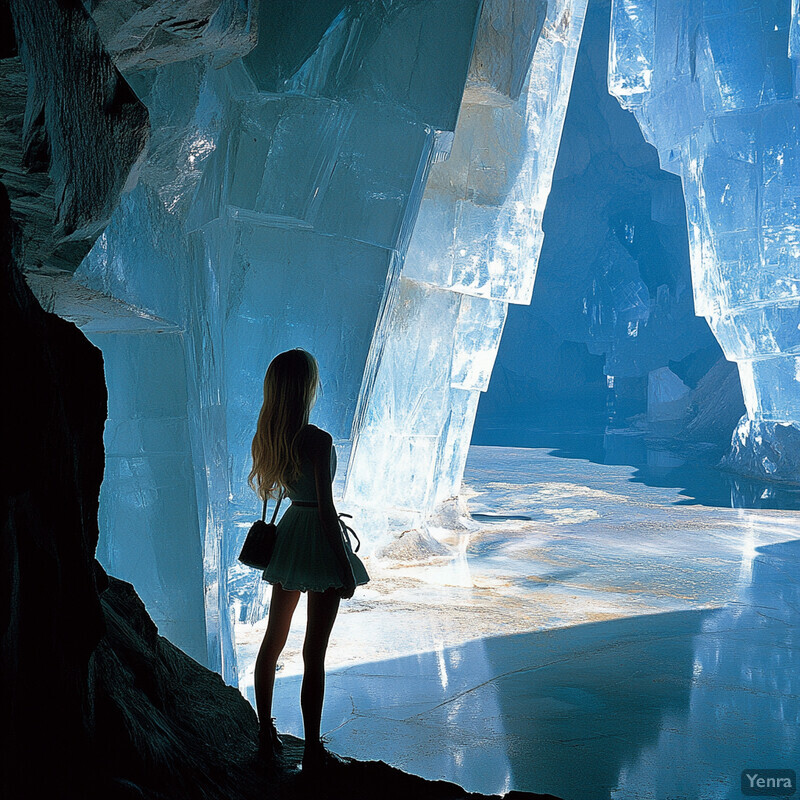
[3,0,800,798]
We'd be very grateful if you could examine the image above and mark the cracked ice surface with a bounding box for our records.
[608,0,800,480]
[237,444,800,798]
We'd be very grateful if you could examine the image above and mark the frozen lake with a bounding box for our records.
[235,435,800,799]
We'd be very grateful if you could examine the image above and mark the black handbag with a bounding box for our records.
[238,491,284,570]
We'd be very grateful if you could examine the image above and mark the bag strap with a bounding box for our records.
[337,512,360,553]
[261,490,284,524]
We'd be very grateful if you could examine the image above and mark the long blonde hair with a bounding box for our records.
[248,349,319,500]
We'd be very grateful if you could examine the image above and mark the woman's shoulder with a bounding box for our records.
[297,424,332,453]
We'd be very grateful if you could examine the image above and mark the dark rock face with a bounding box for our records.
[93,576,265,799]
[0,0,16,58]
[680,356,746,445]
[1,180,107,798]
[7,0,149,270]
[0,54,57,272]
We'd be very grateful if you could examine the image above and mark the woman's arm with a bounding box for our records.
[308,428,356,597]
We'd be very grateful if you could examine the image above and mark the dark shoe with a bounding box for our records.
[258,717,283,759]
[301,738,334,774]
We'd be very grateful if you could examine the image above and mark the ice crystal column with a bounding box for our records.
[78,2,483,681]
[609,0,800,480]
[345,0,589,526]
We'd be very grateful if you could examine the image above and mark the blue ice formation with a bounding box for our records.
[608,0,800,480]
[345,0,589,527]
[473,0,721,433]
[72,0,589,681]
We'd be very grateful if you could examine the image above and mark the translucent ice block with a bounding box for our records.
[75,1,491,678]
[89,327,208,666]
[347,0,589,515]
[609,0,800,478]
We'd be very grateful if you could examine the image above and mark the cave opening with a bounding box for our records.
[4,0,800,798]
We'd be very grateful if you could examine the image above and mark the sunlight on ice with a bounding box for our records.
[608,0,800,482]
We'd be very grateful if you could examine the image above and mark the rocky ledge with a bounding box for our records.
[97,574,560,800]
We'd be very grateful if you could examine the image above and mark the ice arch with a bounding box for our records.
[472,0,726,437]
[608,0,800,480]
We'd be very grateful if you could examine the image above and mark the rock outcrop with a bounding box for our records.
[1,180,108,798]
[6,0,149,270]
[679,356,747,445]
[93,574,265,799]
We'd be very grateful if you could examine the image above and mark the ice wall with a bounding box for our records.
[608,0,800,481]
[76,2,484,681]
[89,324,207,665]
[474,0,722,435]
[345,0,589,528]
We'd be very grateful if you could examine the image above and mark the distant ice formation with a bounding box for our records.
[648,366,691,423]
[471,1,721,435]
[608,0,800,481]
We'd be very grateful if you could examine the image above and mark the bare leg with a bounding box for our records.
[301,587,340,754]
[254,583,301,732]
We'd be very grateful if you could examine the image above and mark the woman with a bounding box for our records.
[248,348,370,773]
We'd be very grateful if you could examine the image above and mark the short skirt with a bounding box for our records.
[262,505,370,592]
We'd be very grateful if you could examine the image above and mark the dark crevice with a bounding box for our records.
[0,0,17,58]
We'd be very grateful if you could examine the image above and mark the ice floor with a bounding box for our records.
[235,431,800,799]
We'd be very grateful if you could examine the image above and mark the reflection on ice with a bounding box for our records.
[612,538,800,800]
[236,445,800,798]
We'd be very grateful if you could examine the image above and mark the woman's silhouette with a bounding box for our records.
[249,348,370,773]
